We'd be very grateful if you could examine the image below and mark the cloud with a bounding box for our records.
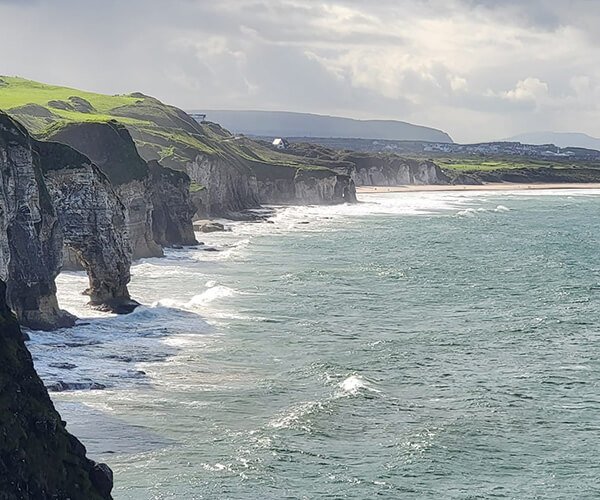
[502,78,549,103]
[1,0,600,142]
[449,75,468,92]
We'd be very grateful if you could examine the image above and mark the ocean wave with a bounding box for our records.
[27,292,215,393]
[336,375,381,397]
[269,400,325,430]
[269,374,381,431]
[153,284,237,311]
[189,285,236,306]
[456,204,512,217]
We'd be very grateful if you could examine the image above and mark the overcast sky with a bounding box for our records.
[1,0,600,142]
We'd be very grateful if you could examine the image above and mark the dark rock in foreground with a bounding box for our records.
[0,280,112,498]
[46,381,107,392]
[92,297,140,315]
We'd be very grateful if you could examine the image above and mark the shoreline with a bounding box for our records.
[356,183,600,193]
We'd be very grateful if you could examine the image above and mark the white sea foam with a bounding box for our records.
[269,375,380,430]
[187,285,237,306]
[269,400,324,430]
[456,208,478,217]
[337,375,380,396]
[152,285,237,311]
[456,203,512,217]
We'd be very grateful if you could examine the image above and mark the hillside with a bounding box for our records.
[196,110,454,143]
[0,77,335,175]
[504,131,600,150]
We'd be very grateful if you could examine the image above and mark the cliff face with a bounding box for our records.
[0,113,75,330]
[115,179,163,259]
[282,142,452,187]
[187,154,260,217]
[46,121,198,254]
[294,170,357,204]
[35,141,137,314]
[147,160,197,246]
[251,163,356,205]
[45,121,164,259]
[337,154,450,186]
[186,142,356,216]
[0,280,113,498]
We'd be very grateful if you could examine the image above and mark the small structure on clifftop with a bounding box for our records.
[272,137,289,149]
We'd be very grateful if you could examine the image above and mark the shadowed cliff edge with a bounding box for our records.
[0,280,113,498]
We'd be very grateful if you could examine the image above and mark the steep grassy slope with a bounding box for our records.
[0,76,334,177]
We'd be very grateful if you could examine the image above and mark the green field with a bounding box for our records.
[434,157,562,171]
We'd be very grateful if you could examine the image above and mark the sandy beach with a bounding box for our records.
[356,183,600,193]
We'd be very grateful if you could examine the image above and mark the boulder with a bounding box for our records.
[194,221,227,233]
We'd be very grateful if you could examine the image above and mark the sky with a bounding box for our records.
[1,0,600,142]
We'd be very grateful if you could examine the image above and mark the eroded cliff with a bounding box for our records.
[282,142,451,187]
[0,113,74,330]
[45,120,199,253]
[148,160,198,246]
[45,121,163,259]
[251,162,356,205]
[345,154,450,186]
[35,140,137,314]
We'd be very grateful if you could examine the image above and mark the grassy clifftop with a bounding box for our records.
[0,76,332,176]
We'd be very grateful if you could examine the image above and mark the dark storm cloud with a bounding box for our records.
[1,0,600,141]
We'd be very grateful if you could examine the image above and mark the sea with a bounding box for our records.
[27,189,600,499]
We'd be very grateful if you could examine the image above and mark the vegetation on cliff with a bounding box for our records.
[0,76,336,177]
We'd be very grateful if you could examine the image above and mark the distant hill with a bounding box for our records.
[196,110,454,143]
[504,131,600,150]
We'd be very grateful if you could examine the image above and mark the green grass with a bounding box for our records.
[0,77,226,165]
[0,76,138,114]
[435,157,559,171]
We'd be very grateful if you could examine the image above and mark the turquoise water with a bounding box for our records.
[31,190,600,498]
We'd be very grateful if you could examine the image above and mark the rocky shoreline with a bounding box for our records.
[2,76,600,498]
